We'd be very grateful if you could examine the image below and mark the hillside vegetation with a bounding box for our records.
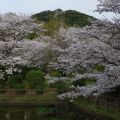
[32,9,96,35]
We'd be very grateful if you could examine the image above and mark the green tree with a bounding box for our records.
[7,74,23,88]
[26,70,48,89]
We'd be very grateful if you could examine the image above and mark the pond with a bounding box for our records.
[0,105,97,120]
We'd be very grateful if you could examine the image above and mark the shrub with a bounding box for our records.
[17,65,40,78]
[78,67,87,74]
[26,70,48,89]
[0,79,5,88]
[93,64,105,72]
[49,81,70,93]
[73,79,86,87]
[14,84,26,94]
[7,74,23,88]
[0,84,6,93]
[73,78,96,87]
[26,32,39,40]
[85,78,96,85]
[49,70,64,77]
[66,73,75,78]
[35,88,45,94]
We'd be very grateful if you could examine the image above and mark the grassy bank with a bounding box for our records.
[73,97,120,120]
[0,95,57,105]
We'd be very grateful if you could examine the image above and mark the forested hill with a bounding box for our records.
[32,9,96,35]
[32,9,96,27]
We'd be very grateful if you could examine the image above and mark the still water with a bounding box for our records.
[0,105,94,120]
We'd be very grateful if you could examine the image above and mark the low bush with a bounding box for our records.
[78,67,87,74]
[14,84,26,94]
[49,70,65,77]
[26,70,48,89]
[92,64,105,72]
[73,78,96,87]
[49,81,70,93]
[7,74,23,88]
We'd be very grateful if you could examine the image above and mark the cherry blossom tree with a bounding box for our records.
[41,0,120,98]
[0,0,120,98]
[0,13,44,80]
[96,0,120,14]
[51,0,120,98]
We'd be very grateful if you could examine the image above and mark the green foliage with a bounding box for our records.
[26,32,39,40]
[93,64,105,72]
[44,19,63,36]
[0,79,5,88]
[66,73,75,78]
[60,10,95,27]
[26,70,48,89]
[85,79,96,85]
[73,78,96,87]
[7,74,23,88]
[73,79,85,87]
[32,10,55,22]
[49,70,64,77]
[78,67,87,74]
[17,65,40,78]
[50,81,70,93]
[0,83,6,93]
[35,79,48,89]
[14,84,26,94]
[1,65,48,89]
[14,84,25,89]
[6,74,25,93]
[32,9,96,27]
[0,65,5,70]
[74,97,120,120]
[35,89,45,94]
[32,9,96,36]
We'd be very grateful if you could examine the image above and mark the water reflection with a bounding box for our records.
[24,112,28,120]
[0,105,96,120]
[5,113,10,120]
[0,106,58,120]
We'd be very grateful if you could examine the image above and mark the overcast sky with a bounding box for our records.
[0,0,112,19]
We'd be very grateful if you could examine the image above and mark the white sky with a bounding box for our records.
[0,0,113,19]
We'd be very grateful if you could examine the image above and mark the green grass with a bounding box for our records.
[0,94,57,105]
[73,97,120,120]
